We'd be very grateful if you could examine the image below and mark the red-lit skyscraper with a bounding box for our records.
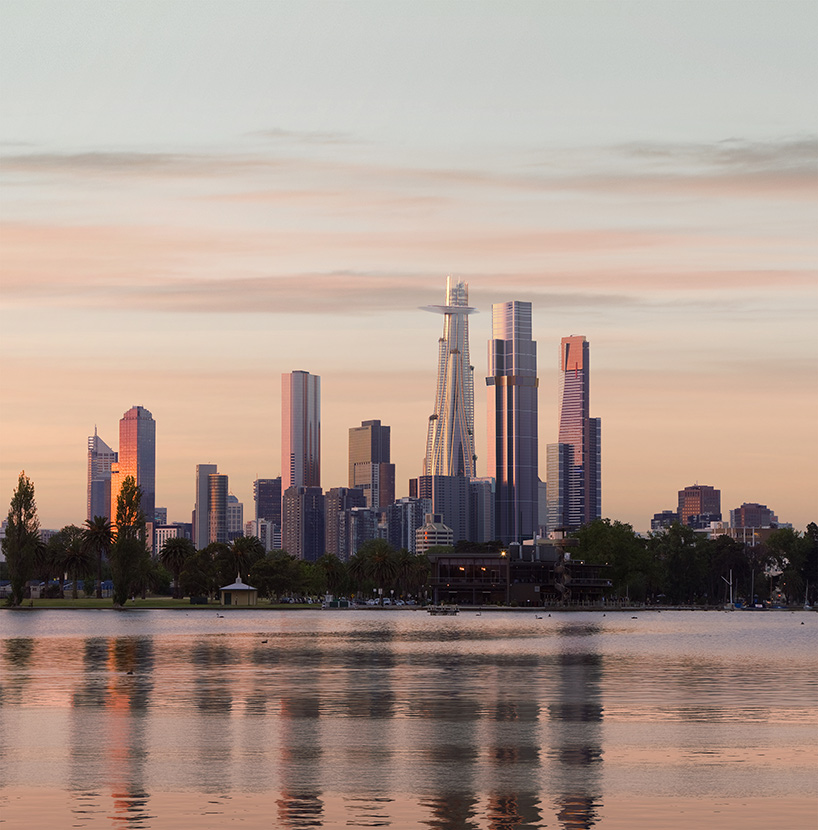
[546,337,601,531]
[110,405,156,524]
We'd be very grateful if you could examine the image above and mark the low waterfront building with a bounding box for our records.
[219,575,258,607]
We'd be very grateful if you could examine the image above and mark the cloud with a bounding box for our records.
[248,127,360,145]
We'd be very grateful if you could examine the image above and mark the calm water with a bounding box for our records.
[0,609,816,829]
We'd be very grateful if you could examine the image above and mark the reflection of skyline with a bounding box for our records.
[549,626,604,830]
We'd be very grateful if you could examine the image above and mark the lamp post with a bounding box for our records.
[500,550,509,605]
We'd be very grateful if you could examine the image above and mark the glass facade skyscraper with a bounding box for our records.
[423,278,476,479]
[348,420,395,511]
[486,301,539,543]
[547,337,601,531]
[281,371,321,492]
[110,405,156,524]
[194,463,218,548]
[87,428,117,521]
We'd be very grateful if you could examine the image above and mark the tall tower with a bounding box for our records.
[87,428,117,521]
[423,278,477,478]
[281,371,321,492]
[194,463,218,548]
[547,337,601,531]
[208,474,229,544]
[110,405,156,523]
[487,301,539,543]
[349,419,395,511]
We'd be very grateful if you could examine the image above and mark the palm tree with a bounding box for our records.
[159,536,195,598]
[83,516,113,598]
[316,553,346,596]
[55,525,92,600]
[359,539,398,604]
[229,536,265,581]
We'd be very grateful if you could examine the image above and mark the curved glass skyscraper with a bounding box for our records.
[423,278,476,478]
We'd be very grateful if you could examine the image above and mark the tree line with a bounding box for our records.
[4,471,816,607]
[1,471,431,606]
[573,518,818,606]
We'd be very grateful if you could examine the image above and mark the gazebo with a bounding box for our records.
[219,575,258,607]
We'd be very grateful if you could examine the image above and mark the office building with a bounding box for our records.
[546,337,601,531]
[282,371,321,492]
[325,487,366,560]
[469,477,495,544]
[730,502,778,528]
[208,473,229,545]
[349,420,395,512]
[87,428,117,521]
[282,486,325,561]
[417,475,470,544]
[245,518,281,552]
[415,513,454,555]
[193,464,218,548]
[486,300,539,543]
[651,510,677,531]
[422,278,477,478]
[110,405,156,524]
[254,477,281,524]
[678,484,721,526]
[386,497,431,554]
[227,494,244,540]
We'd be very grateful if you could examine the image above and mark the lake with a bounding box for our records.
[0,609,816,829]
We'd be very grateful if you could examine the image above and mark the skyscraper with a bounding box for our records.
[282,486,325,561]
[546,337,601,531]
[87,427,117,521]
[208,473,228,544]
[349,419,395,512]
[194,463,218,548]
[423,278,477,478]
[678,484,721,526]
[282,371,321,492]
[486,300,539,542]
[110,405,156,524]
[253,477,282,524]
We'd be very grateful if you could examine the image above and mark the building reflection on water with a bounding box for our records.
[548,625,604,830]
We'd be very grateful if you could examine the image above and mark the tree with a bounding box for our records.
[316,553,346,596]
[83,515,113,599]
[159,536,195,598]
[110,476,150,607]
[358,539,398,604]
[52,525,92,600]
[2,471,40,606]
[179,548,217,598]
[248,550,301,600]
[228,536,265,581]
[766,528,810,604]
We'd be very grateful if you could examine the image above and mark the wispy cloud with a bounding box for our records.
[248,127,360,145]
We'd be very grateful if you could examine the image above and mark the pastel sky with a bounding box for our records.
[1,1,816,533]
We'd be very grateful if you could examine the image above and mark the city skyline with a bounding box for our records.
[1,3,816,533]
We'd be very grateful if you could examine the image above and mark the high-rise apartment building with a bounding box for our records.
[282,486,325,561]
[110,405,156,524]
[87,428,117,521]
[469,477,495,544]
[227,494,244,540]
[325,487,367,560]
[385,497,431,554]
[208,473,229,544]
[193,464,218,548]
[546,337,601,531]
[678,484,721,526]
[253,477,282,524]
[486,301,539,543]
[349,420,396,512]
[423,278,476,478]
[417,475,470,544]
[282,371,321,492]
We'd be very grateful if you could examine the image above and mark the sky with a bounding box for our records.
[1,1,816,534]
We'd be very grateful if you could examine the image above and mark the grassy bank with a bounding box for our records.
[3,597,317,610]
